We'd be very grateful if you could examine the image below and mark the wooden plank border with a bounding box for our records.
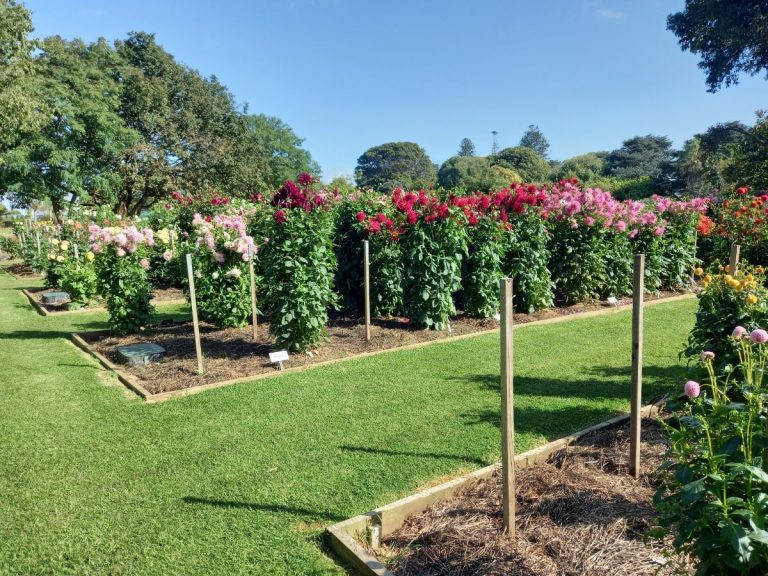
[326,402,665,576]
[21,288,186,317]
[69,292,696,404]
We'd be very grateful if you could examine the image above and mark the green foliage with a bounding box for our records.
[401,213,468,329]
[93,249,154,334]
[684,265,768,364]
[598,232,633,298]
[457,137,475,157]
[667,0,768,92]
[355,142,437,193]
[586,175,656,200]
[547,221,605,303]
[191,256,253,328]
[262,206,338,352]
[553,152,607,182]
[518,124,550,159]
[462,218,505,318]
[490,146,549,182]
[656,342,768,573]
[58,258,98,308]
[0,0,42,153]
[661,211,698,289]
[437,156,519,192]
[605,135,674,181]
[505,210,555,312]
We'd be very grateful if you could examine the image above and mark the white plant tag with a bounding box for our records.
[269,350,289,370]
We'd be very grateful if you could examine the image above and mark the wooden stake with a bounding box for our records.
[629,253,645,479]
[185,253,204,374]
[500,277,515,535]
[249,246,257,340]
[690,229,698,285]
[364,240,371,342]
[73,243,79,267]
[35,231,41,256]
[729,243,741,275]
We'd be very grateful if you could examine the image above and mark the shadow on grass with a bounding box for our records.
[454,363,684,401]
[182,496,346,522]
[339,445,487,467]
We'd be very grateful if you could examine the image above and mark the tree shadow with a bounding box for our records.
[339,445,487,467]
[181,496,346,522]
[461,403,663,446]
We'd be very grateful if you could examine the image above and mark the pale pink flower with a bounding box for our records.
[684,380,701,398]
[139,258,149,270]
[750,329,768,344]
[214,252,225,263]
[116,248,126,257]
[732,326,747,339]
[701,351,715,362]
[162,250,173,262]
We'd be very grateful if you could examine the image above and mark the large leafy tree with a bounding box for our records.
[519,124,550,159]
[2,28,318,216]
[437,155,520,191]
[605,135,674,180]
[553,152,608,182]
[1,36,137,220]
[490,146,549,182]
[0,0,42,155]
[355,142,436,192]
[668,0,768,92]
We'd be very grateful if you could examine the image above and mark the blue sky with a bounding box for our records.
[26,0,767,182]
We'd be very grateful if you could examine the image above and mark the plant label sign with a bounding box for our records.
[606,296,618,306]
[269,350,289,370]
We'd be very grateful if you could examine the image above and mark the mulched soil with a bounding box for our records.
[381,419,693,576]
[4,262,40,279]
[80,290,688,395]
[26,286,185,314]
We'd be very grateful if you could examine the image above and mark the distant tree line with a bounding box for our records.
[0,1,318,220]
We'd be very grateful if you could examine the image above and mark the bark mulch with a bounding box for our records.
[81,290,688,395]
[381,419,693,576]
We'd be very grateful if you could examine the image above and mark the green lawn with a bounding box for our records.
[0,266,696,575]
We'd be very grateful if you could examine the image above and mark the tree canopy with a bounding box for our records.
[668,0,768,92]
[519,125,550,159]
[490,146,549,182]
[355,142,437,192]
[437,155,520,191]
[0,21,318,218]
[457,138,475,157]
[605,135,674,180]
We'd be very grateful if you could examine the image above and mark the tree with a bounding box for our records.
[0,0,43,154]
[457,138,475,157]
[0,36,137,220]
[553,152,608,182]
[355,142,436,192]
[490,146,549,182]
[605,135,674,180]
[519,124,550,158]
[668,0,768,92]
[437,155,520,191]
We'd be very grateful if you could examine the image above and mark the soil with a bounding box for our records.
[381,419,693,576]
[81,290,688,395]
[4,262,40,279]
[26,286,186,314]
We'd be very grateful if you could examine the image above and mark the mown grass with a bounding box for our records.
[0,266,697,575]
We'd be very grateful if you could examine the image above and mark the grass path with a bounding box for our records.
[0,268,696,575]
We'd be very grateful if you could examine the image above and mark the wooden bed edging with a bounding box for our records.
[326,402,665,576]
[69,293,696,404]
[22,288,186,317]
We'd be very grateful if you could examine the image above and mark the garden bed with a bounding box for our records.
[2,262,40,279]
[75,291,691,399]
[22,286,186,315]
[380,418,691,576]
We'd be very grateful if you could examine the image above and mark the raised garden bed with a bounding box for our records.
[328,410,692,576]
[22,286,186,315]
[72,291,693,402]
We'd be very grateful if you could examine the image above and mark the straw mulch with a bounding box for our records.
[382,419,693,576]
